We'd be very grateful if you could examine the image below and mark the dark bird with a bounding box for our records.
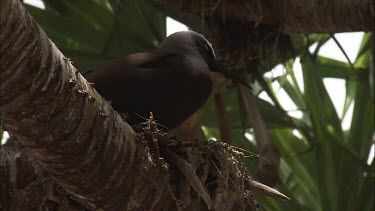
[84,31,251,131]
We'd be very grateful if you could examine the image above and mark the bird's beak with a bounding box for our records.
[210,62,253,91]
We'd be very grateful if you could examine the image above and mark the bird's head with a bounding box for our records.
[163,31,252,90]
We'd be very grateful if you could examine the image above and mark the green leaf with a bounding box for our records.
[301,56,340,210]
[355,33,373,68]
[26,5,107,53]
[272,129,321,211]
[255,70,284,110]
[348,72,374,158]
[27,0,167,63]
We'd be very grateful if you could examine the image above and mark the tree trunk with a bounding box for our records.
[0,0,283,210]
[157,0,373,33]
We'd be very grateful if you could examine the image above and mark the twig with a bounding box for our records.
[211,160,237,188]
[162,147,213,209]
[228,145,268,160]
[167,185,183,211]
[330,33,355,106]
[247,179,290,201]
[330,34,355,71]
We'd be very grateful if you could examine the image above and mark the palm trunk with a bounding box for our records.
[157,0,373,33]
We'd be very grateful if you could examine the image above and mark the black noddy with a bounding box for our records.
[84,31,252,131]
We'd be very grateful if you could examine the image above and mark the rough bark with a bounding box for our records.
[0,0,168,209]
[0,0,276,210]
[1,132,263,210]
[156,0,373,71]
[157,0,374,33]
[0,147,86,210]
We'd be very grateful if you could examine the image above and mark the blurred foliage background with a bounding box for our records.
[1,0,373,210]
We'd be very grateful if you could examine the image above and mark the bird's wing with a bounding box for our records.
[84,51,190,109]
[84,51,212,129]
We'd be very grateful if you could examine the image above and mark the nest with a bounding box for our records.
[133,118,288,210]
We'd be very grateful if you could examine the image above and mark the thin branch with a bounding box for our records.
[247,179,290,201]
[330,34,355,70]
[330,33,355,110]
